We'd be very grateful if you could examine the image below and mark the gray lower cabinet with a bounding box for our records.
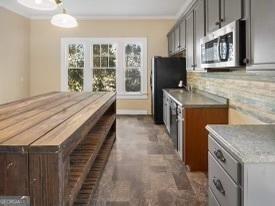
[246,0,275,71]
[206,0,220,33]
[208,134,275,206]
[208,136,242,206]
[186,11,194,71]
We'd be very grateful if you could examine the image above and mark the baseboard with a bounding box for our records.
[117,109,149,115]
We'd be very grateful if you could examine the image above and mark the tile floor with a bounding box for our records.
[91,116,208,206]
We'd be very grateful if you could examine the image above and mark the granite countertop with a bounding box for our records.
[163,88,228,108]
[206,125,275,164]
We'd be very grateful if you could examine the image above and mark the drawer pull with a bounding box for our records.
[214,149,226,163]
[213,177,225,195]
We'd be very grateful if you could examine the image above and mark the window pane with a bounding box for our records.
[93,57,100,68]
[93,45,100,56]
[109,44,117,56]
[68,69,83,92]
[101,44,109,56]
[68,44,84,69]
[126,55,141,67]
[125,69,141,92]
[125,44,141,56]
[109,57,116,68]
[101,57,108,67]
[93,69,116,92]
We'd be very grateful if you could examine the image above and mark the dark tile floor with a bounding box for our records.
[91,116,208,206]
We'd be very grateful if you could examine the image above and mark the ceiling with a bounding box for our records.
[0,0,193,19]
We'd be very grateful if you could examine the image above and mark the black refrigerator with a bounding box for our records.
[151,56,186,124]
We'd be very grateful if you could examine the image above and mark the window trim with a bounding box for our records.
[61,37,147,99]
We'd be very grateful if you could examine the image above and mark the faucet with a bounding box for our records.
[178,81,192,92]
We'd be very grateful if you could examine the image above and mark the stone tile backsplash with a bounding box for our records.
[188,71,275,123]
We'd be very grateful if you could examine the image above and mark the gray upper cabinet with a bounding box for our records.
[179,19,186,50]
[186,11,195,71]
[206,0,243,34]
[168,21,185,56]
[206,0,220,33]
[194,0,205,70]
[174,25,180,53]
[221,0,243,27]
[247,0,275,71]
[167,31,175,56]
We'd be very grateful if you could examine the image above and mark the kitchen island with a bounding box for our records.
[0,92,116,206]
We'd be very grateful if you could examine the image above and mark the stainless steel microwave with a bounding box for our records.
[200,20,246,69]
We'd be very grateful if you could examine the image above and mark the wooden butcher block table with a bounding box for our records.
[0,92,116,206]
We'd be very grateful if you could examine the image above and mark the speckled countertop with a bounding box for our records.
[206,125,275,163]
[163,89,228,108]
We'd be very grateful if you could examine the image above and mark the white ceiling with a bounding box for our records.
[0,0,193,19]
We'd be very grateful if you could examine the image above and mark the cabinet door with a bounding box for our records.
[221,0,243,27]
[174,26,180,52]
[171,31,175,55]
[186,11,194,71]
[167,32,173,56]
[206,0,220,33]
[194,0,205,70]
[247,0,275,70]
[180,19,186,50]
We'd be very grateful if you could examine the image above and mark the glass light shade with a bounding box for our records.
[17,0,57,11]
[51,13,78,28]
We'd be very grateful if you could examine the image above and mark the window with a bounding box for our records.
[125,43,142,92]
[61,38,147,99]
[68,44,84,92]
[92,44,117,92]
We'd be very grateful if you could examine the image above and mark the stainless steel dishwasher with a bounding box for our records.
[169,99,178,150]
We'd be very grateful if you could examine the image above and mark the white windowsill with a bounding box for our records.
[117,93,148,100]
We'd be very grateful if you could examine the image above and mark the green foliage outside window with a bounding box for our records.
[93,69,116,92]
[68,44,84,92]
[125,69,141,92]
[68,69,83,92]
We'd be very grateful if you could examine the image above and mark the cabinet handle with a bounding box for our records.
[243,58,250,64]
[215,21,220,26]
[220,18,224,23]
[214,149,226,163]
[213,177,225,195]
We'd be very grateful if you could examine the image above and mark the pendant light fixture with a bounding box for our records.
[17,0,57,11]
[51,8,78,28]
[51,0,78,28]
[17,0,78,29]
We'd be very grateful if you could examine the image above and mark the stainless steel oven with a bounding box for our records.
[200,20,245,69]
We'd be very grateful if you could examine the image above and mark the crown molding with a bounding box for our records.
[0,4,30,18]
[176,0,195,19]
[30,15,177,20]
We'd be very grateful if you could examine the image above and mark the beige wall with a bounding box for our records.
[29,19,175,113]
[228,108,263,125]
[0,7,30,104]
